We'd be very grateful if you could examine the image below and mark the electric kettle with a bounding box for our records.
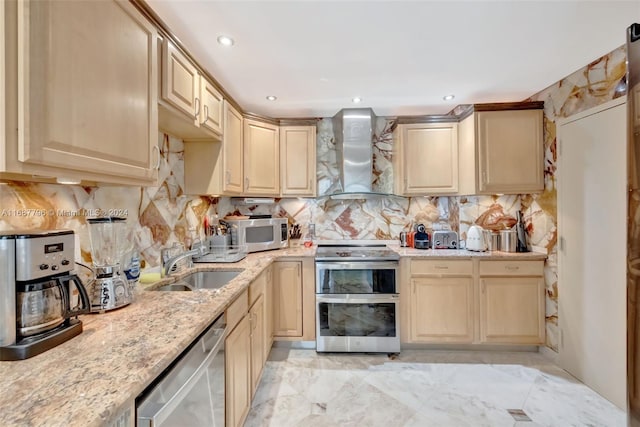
[466,225,488,252]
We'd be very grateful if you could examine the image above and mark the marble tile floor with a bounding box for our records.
[244,349,625,427]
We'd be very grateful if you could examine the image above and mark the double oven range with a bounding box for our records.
[315,244,400,353]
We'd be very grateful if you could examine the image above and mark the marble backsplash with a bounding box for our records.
[0,44,626,351]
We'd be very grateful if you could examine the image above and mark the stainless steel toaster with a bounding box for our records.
[432,231,459,249]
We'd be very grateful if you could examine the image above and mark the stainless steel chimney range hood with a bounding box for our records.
[321,108,404,200]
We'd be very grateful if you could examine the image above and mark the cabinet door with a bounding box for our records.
[18,0,158,182]
[249,294,265,396]
[273,261,303,337]
[477,110,543,194]
[280,126,316,196]
[225,315,251,427]
[200,77,223,135]
[244,119,280,195]
[264,266,274,354]
[479,277,545,344]
[223,101,244,194]
[400,123,458,194]
[162,40,199,122]
[410,277,474,343]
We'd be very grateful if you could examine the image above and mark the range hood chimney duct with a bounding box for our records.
[332,108,377,194]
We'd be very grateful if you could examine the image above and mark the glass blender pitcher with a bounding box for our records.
[86,217,132,312]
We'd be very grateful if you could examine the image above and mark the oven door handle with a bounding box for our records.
[316,294,399,304]
[137,316,226,427]
[315,261,398,270]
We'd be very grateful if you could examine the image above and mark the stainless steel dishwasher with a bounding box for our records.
[137,314,226,426]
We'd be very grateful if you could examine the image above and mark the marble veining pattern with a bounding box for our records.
[0,46,626,353]
[246,349,625,427]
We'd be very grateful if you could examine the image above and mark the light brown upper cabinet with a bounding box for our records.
[159,39,223,140]
[7,0,159,185]
[162,40,198,122]
[223,102,244,194]
[199,78,224,136]
[243,119,280,195]
[183,100,242,195]
[394,122,459,195]
[280,126,316,197]
[458,104,544,195]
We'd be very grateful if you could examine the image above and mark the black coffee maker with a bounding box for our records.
[0,230,90,361]
[413,224,430,249]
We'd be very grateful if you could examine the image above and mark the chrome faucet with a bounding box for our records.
[162,240,208,277]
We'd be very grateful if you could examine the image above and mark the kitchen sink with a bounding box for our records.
[151,270,244,292]
[179,270,243,290]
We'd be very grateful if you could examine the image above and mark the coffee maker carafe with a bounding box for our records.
[0,230,91,361]
[86,217,133,312]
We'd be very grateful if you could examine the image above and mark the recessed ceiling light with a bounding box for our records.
[319,77,329,83]
[217,35,234,47]
[443,94,455,101]
[266,95,277,101]
[352,97,362,104]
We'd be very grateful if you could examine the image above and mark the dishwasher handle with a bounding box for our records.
[137,315,226,427]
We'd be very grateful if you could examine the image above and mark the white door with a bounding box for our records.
[557,97,627,409]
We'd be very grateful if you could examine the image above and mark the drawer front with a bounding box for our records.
[226,290,248,331]
[411,259,472,276]
[479,260,544,276]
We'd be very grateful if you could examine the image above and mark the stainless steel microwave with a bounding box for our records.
[224,218,288,253]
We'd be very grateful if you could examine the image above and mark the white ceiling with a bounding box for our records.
[147,0,639,118]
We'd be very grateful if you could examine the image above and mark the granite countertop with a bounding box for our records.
[0,246,313,427]
[389,244,548,260]
[0,243,545,426]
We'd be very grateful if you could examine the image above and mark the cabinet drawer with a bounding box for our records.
[411,259,472,276]
[479,260,544,276]
[227,290,248,331]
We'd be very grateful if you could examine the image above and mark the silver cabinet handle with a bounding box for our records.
[245,177,249,189]
[434,265,449,270]
[152,146,161,170]
[225,171,231,185]
[505,265,520,271]
[202,104,209,125]
[194,97,201,120]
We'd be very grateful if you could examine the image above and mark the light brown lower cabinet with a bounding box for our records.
[410,277,474,343]
[479,276,545,344]
[225,314,251,427]
[403,258,545,345]
[273,261,303,337]
[272,259,316,341]
[249,293,265,395]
